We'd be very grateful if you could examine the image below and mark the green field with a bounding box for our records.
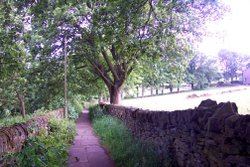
[123,86,250,115]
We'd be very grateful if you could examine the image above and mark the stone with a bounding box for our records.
[246,125,250,143]
[207,117,222,133]
[102,100,250,167]
[223,144,241,154]
[224,155,250,167]
[198,99,217,109]
[224,115,240,137]
[0,108,65,166]
[213,102,238,119]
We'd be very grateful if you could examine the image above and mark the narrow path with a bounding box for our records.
[67,109,115,167]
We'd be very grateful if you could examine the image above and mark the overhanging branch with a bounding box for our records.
[101,48,119,81]
[87,59,114,86]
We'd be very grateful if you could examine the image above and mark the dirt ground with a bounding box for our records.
[122,86,250,115]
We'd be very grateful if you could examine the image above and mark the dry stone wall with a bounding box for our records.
[100,99,250,167]
[0,108,64,160]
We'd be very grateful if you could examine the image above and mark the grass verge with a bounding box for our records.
[89,105,161,167]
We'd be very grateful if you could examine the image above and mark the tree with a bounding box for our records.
[186,53,220,90]
[218,50,250,81]
[0,2,104,119]
[247,62,250,69]
[218,50,238,81]
[0,2,29,118]
[27,0,225,104]
[139,52,190,95]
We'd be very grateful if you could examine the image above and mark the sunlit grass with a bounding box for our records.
[123,86,250,115]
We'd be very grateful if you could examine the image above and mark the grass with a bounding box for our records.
[123,85,250,115]
[0,118,76,167]
[90,105,161,167]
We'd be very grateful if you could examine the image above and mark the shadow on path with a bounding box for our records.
[67,109,115,167]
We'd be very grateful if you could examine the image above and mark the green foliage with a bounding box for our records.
[89,105,105,121]
[0,0,228,112]
[48,118,76,143]
[23,0,226,104]
[186,53,221,90]
[67,101,80,120]
[218,49,250,81]
[0,110,47,128]
[139,54,190,91]
[0,115,31,128]
[47,95,84,120]
[0,93,83,127]
[1,118,75,167]
[0,2,96,116]
[90,106,161,167]
[0,2,32,117]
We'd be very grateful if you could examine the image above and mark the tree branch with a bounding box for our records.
[110,45,118,60]
[101,48,119,81]
[87,59,114,86]
[148,0,160,22]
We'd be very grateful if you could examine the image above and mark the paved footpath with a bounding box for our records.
[67,109,116,167]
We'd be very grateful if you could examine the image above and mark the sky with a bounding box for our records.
[198,0,250,56]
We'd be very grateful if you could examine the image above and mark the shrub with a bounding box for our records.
[91,106,161,167]
[230,80,242,85]
[0,108,11,119]
[89,105,104,121]
[47,97,84,120]
[0,110,46,128]
[1,118,75,167]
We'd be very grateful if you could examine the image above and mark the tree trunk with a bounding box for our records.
[156,88,159,95]
[177,81,180,93]
[109,85,122,104]
[191,83,194,90]
[17,93,26,119]
[64,36,68,118]
[170,85,173,93]
[161,85,164,94]
[150,86,153,96]
[142,85,145,97]
[136,86,139,97]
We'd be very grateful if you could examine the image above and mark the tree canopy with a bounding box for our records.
[186,53,221,90]
[23,0,224,104]
[218,49,250,81]
[0,0,227,120]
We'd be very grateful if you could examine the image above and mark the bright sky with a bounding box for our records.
[198,0,250,56]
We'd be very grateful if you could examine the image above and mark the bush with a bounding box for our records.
[1,118,75,167]
[67,101,79,120]
[0,110,46,128]
[0,108,11,119]
[91,106,161,167]
[47,96,84,120]
[230,80,242,85]
[89,105,105,121]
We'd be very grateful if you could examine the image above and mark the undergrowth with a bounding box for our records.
[0,118,75,167]
[0,101,82,128]
[0,110,48,128]
[90,105,161,167]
